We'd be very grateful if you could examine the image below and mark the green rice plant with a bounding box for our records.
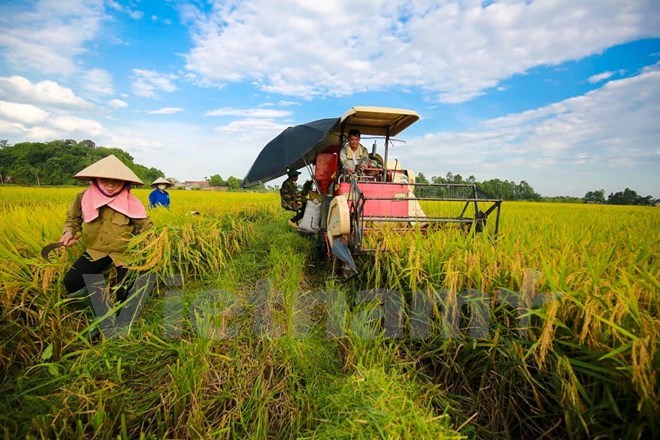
[1,187,657,439]
[354,201,659,438]
[299,365,463,439]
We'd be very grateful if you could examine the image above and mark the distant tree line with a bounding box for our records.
[415,172,542,201]
[583,188,657,206]
[413,171,656,205]
[0,139,164,186]
[207,174,266,191]
[207,174,241,189]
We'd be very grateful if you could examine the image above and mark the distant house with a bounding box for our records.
[181,180,229,191]
[184,180,210,190]
[167,177,185,189]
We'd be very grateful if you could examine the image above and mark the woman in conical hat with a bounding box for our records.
[148,177,172,209]
[59,155,153,324]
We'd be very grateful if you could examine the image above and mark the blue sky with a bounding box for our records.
[0,0,658,197]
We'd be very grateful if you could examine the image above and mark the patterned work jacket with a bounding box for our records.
[280,177,304,211]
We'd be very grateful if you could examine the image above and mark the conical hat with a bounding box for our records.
[151,177,172,187]
[74,155,143,185]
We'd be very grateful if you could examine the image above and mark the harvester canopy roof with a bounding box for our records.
[339,106,419,137]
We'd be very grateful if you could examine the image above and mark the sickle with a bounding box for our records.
[41,242,65,261]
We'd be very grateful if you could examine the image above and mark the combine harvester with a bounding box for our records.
[243,106,502,278]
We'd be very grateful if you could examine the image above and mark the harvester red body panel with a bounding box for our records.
[315,152,339,196]
[336,182,409,218]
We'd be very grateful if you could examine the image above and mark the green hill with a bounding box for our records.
[0,139,164,186]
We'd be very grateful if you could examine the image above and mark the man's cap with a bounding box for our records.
[74,154,144,185]
[287,169,301,177]
[151,177,172,187]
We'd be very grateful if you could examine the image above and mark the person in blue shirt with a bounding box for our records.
[149,177,172,208]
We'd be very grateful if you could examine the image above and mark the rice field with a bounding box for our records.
[0,186,658,439]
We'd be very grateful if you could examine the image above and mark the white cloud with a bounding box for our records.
[0,120,29,137]
[108,99,128,109]
[205,107,292,118]
[131,69,178,98]
[0,100,49,124]
[106,0,122,12]
[641,61,660,73]
[0,111,106,141]
[213,118,286,138]
[102,128,164,154]
[399,67,660,195]
[587,71,616,84]
[129,10,144,20]
[148,107,183,115]
[82,68,114,97]
[0,76,93,109]
[106,0,143,20]
[49,115,107,136]
[0,0,105,75]
[0,76,109,142]
[23,125,61,140]
[184,0,660,102]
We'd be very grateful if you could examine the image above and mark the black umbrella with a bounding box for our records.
[242,117,340,188]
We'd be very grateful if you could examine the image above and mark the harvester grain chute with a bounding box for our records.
[242,106,502,278]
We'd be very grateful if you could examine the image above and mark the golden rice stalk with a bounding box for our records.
[536,298,560,369]
[631,336,657,410]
